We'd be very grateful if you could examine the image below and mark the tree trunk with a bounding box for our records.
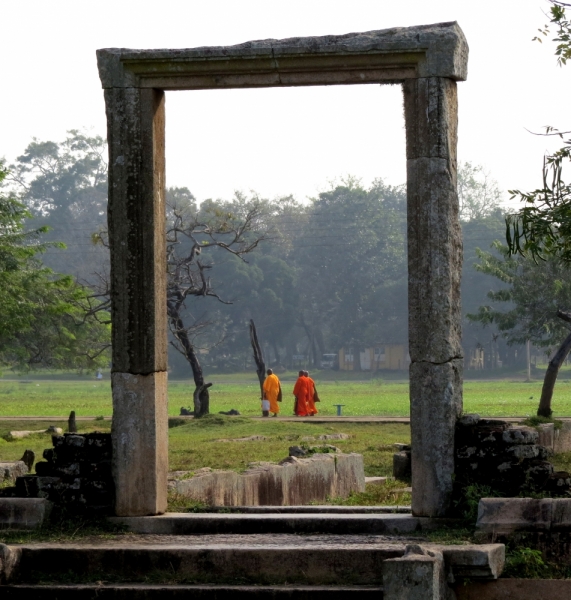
[537,310,571,418]
[193,382,213,416]
[167,304,211,417]
[249,319,266,400]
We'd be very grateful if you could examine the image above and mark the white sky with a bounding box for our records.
[1,0,570,204]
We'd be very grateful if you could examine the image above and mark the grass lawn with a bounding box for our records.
[1,373,571,417]
[0,416,410,479]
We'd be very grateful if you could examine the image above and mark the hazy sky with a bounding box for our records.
[2,0,570,204]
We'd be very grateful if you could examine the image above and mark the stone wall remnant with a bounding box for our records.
[174,452,365,506]
[10,433,114,515]
[454,415,571,502]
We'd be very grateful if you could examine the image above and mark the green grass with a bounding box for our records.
[168,415,409,476]
[1,375,571,417]
[0,415,409,478]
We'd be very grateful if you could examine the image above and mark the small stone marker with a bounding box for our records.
[19,450,35,471]
[68,410,77,433]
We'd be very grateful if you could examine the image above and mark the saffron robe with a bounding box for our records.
[263,373,281,414]
[306,377,319,415]
[293,376,310,416]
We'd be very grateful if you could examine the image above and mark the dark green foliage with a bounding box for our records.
[453,483,498,524]
[523,415,563,430]
[507,3,571,263]
[468,241,571,348]
[503,547,549,579]
[0,162,110,371]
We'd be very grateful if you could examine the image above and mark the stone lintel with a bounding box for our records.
[97,21,468,89]
[111,372,168,516]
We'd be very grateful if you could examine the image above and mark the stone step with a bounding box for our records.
[191,505,411,514]
[110,512,451,535]
[0,584,384,599]
[4,540,406,585]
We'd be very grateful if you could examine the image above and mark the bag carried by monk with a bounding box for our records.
[277,384,283,403]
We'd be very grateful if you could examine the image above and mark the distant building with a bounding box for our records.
[338,345,409,371]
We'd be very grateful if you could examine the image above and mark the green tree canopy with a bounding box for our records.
[507,1,571,261]
[0,162,110,371]
[468,241,571,349]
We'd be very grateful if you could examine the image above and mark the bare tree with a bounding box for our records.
[166,195,268,416]
[249,319,266,401]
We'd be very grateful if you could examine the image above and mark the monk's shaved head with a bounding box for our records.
[267,369,273,375]
[298,370,304,376]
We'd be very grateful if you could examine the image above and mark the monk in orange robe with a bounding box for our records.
[293,370,310,416]
[304,370,319,416]
[263,368,282,417]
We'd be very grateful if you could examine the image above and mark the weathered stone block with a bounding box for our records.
[393,452,411,479]
[394,443,411,452]
[383,545,450,600]
[0,462,28,482]
[457,414,480,427]
[552,498,571,530]
[502,427,538,445]
[537,423,555,452]
[476,498,553,533]
[507,445,540,460]
[175,453,365,506]
[440,544,505,579]
[0,498,52,530]
[111,371,168,516]
[544,471,571,493]
[0,543,20,584]
[554,421,571,454]
[410,360,462,517]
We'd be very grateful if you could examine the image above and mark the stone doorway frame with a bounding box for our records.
[97,21,468,518]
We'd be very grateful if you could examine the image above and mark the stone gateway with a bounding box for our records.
[97,21,468,517]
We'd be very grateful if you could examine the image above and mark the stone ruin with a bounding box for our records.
[96,21,469,517]
[173,450,365,507]
[1,433,114,515]
[454,415,571,504]
[393,415,571,513]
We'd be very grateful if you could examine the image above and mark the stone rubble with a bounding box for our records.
[6,432,114,515]
[454,415,571,501]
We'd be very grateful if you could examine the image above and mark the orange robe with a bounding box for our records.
[263,373,281,414]
[306,377,319,415]
[293,376,310,416]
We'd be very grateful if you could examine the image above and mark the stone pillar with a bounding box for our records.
[104,87,168,516]
[403,77,463,517]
